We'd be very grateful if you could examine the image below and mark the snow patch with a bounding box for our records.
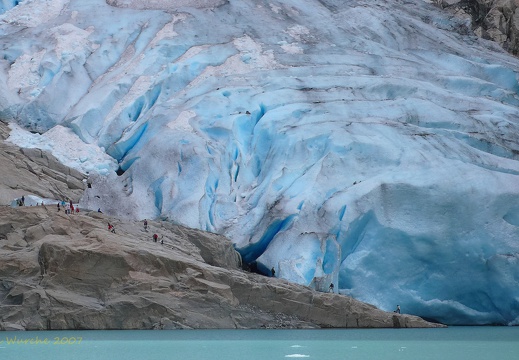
[281,43,304,54]
[269,3,282,14]
[7,22,94,97]
[232,35,283,70]
[285,25,311,42]
[0,0,68,27]
[7,123,117,175]
[149,17,185,48]
[49,23,95,61]
[167,110,196,131]
[7,51,45,93]
[183,36,283,90]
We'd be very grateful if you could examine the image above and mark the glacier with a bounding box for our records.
[1,0,519,325]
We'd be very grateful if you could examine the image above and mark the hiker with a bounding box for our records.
[153,233,158,242]
[57,203,61,212]
[329,283,334,293]
[108,223,115,233]
[98,208,102,213]
[160,237,164,245]
[143,219,148,231]
[70,204,75,214]
[76,206,79,213]
[21,195,25,205]
[271,267,276,277]
[394,305,401,314]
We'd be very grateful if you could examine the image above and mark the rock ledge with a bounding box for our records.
[0,206,443,330]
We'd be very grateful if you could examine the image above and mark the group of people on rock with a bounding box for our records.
[101,219,163,244]
[57,199,79,214]
[15,195,80,213]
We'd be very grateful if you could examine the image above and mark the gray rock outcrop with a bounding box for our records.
[436,0,519,55]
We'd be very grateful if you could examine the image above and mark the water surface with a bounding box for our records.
[1,327,517,360]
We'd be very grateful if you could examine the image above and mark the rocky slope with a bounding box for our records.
[436,0,519,56]
[0,206,441,330]
[0,126,441,330]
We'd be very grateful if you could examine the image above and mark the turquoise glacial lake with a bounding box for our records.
[1,327,518,360]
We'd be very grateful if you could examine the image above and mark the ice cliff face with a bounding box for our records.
[1,0,519,325]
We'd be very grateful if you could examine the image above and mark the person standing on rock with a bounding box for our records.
[21,195,25,205]
[153,233,158,242]
[57,203,60,212]
[144,219,148,231]
[271,267,276,277]
[329,283,334,293]
[394,305,401,314]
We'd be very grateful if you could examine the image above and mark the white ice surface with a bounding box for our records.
[7,123,117,175]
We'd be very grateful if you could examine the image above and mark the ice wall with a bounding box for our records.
[1,0,519,325]
[0,0,18,15]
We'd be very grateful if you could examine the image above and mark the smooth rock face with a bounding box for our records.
[0,206,441,330]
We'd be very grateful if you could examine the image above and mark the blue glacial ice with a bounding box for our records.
[1,0,519,325]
